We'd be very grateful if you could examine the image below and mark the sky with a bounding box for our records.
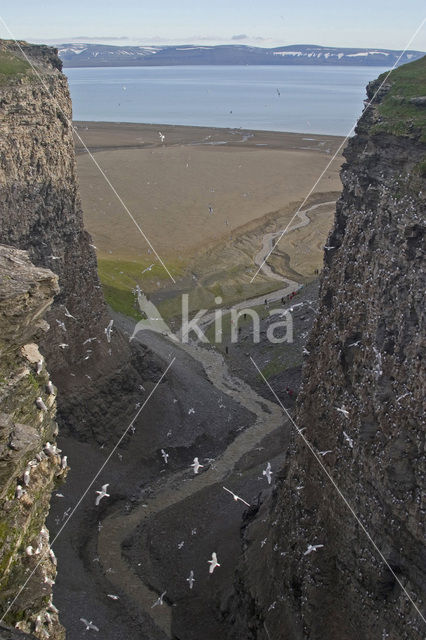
[0,1,425,51]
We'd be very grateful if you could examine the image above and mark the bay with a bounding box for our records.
[64,64,389,136]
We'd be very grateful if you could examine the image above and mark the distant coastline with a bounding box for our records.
[58,42,424,68]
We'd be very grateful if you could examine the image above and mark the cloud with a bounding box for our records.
[70,36,130,41]
[231,34,248,41]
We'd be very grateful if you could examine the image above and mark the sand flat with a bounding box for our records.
[74,122,344,261]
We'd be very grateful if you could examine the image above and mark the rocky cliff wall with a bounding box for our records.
[226,58,425,639]
[0,40,155,441]
[0,244,66,639]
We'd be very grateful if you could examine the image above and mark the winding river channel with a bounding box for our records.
[96,199,335,637]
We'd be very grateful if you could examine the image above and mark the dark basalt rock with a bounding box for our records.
[0,39,155,442]
[0,245,65,638]
[226,59,426,640]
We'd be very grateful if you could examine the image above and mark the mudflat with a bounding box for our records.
[73,121,344,316]
[75,122,343,257]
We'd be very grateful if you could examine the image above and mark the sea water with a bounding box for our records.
[65,64,389,136]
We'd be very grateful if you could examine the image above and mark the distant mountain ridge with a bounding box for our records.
[58,43,424,68]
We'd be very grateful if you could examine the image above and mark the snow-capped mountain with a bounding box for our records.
[58,43,424,68]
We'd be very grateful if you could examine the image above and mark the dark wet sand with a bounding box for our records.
[73,121,344,155]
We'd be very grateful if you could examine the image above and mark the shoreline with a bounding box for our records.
[73,120,345,155]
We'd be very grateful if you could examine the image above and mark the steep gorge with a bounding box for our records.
[0,38,425,640]
[226,57,426,639]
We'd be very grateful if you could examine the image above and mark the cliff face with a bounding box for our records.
[0,40,153,441]
[227,58,426,639]
[0,245,66,639]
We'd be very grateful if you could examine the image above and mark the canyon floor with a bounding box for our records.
[46,123,338,639]
[47,282,319,640]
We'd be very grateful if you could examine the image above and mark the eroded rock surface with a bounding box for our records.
[0,245,66,639]
[226,58,426,640]
[0,40,156,441]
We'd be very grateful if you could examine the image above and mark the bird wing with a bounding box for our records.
[95,494,101,506]
[101,484,109,492]
[80,618,89,625]
[90,623,100,631]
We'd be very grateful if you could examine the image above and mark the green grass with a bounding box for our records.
[0,51,31,85]
[259,357,290,380]
[98,258,184,319]
[415,158,426,177]
[371,56,426,141]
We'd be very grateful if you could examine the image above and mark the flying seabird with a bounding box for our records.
[151,591,167,607]
[187,570,195,589]
[223,486,250,507]
[336,406,349,418]
[95,484,110,506]
[303,544,324,556]
[64,307,76,319]
[58,343,69,349]
[208,552,220,574]
[188,407,195,415]
[80,619,99,632]
[56,319,66,332]
[161,449,169,464]
[343,431,354,448]
[158,131,165,143]
[142,263,154,274]
[104,320,113,343]
[324,245,335,250]
[107,594,119,600]
[263,462,273,485]
[190,457,204,474]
